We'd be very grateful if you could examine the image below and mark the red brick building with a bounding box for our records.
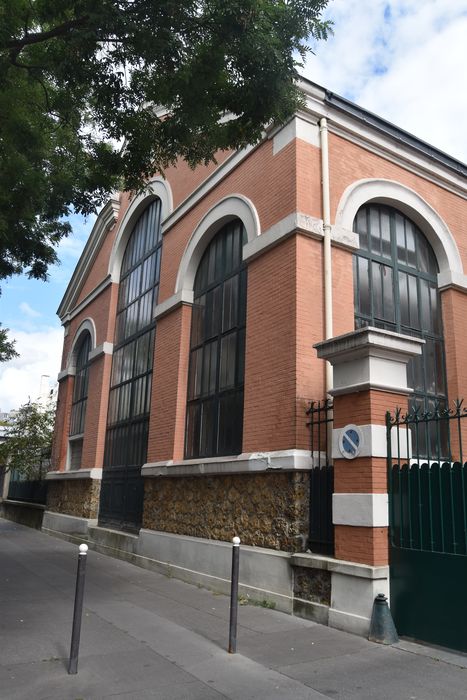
[46,80,467,644]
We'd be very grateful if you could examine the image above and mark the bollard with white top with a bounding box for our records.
[68,543,88,674]
[228,536,241,653]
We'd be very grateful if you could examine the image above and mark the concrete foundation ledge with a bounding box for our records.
[88,525,138,554]
[293,598,330,625]
[142,449,312,477]
[0,500,45,529]
[291,552,389,579]
[42,511,97,537]
[46,468,102,480]
[41,518,390,638]
[291,552,389,637]
[137,529,293,611]
[328,608,371,637]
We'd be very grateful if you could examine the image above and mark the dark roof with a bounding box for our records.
[323,88,467,178]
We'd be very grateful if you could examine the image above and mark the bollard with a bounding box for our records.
[228,536,241,654]
[68,543,88,674]
[368,593,399,645]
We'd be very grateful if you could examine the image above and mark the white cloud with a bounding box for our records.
[304,0,467,163]
[0,326,63,412]
[19,302,42,318]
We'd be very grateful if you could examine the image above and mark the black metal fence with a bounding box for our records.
[306,399,334,555]
[386,399,467,554]
[8,473,48,505]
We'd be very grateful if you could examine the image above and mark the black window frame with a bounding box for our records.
[104,198,162,470]
[185,220,247,459]
[69,331,92,437]
[353,204,448,452]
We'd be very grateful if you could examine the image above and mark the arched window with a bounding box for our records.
[100,199,162,530]
[185,220,247,459]
[69,331,91,469]
[353,203,447,428]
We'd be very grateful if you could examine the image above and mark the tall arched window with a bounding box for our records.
[69,331,91,469]
[100,199,162,531]
[353,203,447,425]
[185,220,247,459]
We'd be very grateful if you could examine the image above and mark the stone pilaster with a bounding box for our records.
[313,327,423,634]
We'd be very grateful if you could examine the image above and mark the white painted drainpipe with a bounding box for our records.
[319,117,333,396]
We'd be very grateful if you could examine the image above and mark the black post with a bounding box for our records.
[68,543,88,674]
[228,536,241,654]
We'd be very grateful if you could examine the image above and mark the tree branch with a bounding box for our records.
[5,16,90,52]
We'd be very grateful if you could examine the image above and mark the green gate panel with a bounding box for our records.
[391,547,467,652]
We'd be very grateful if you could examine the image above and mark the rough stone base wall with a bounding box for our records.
[0,501,45,530]
[47,479,101,518]
[143,471,310,552]
[293,566,331,606]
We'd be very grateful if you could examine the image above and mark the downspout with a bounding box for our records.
[319,117,333,396]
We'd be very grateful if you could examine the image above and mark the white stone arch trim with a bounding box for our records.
[175,194,260,295]
[335,178,464,281]
[65,318,96,375]
[108,177,173,283]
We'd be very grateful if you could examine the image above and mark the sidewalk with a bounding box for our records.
[1,519,467,700]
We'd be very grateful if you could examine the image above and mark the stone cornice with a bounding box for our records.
[142,449,312,478]
[57,195,120,320]
[61,276,112,325]
[46,468,102,480]
[315,327,424,397]
[298,79,467,199]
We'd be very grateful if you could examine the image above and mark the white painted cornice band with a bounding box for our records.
[271,116,320,154]
[154,290,194,319]
[315,326,424,363]
[57,368,75,382]
[62,276,112,325]
[299,80,467,197]
[142,449,312,478]
[332,493,388,527]
[243,213,359,262]
[438,269,467,293]
[46,468,102,480]
[58,197,120,319]
[330,382,413,397]
[88,342,113,362]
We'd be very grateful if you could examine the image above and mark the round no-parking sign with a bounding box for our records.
[338,424,363,459]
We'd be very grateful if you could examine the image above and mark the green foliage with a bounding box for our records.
[0,0,331,284]
[0,399,55,477]
[0,324,18,362]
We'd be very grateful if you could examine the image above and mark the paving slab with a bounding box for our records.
[2,518,467,700]
[278,644,467,700]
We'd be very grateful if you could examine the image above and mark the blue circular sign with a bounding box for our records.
[339,424,363,459]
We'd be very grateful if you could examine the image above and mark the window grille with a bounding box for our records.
[69,332,91,437]
[185,220,247,459]
[353,204,447,447]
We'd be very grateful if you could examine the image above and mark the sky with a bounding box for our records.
[0,0,466,412]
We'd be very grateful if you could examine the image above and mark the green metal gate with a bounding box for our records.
[387,401,467,652]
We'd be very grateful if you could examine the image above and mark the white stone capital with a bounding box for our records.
[315,327,424,396]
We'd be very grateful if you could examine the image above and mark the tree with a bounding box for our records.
[0,324,18,363]
[0,399,55,478]
[0,0,331,285]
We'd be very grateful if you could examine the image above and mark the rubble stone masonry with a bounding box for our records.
[143,471,310,552]
[47,479,101,519]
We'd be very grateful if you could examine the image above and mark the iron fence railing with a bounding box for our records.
[387,399,467,555]
[306,399,334,556]
[8,477,48,505]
